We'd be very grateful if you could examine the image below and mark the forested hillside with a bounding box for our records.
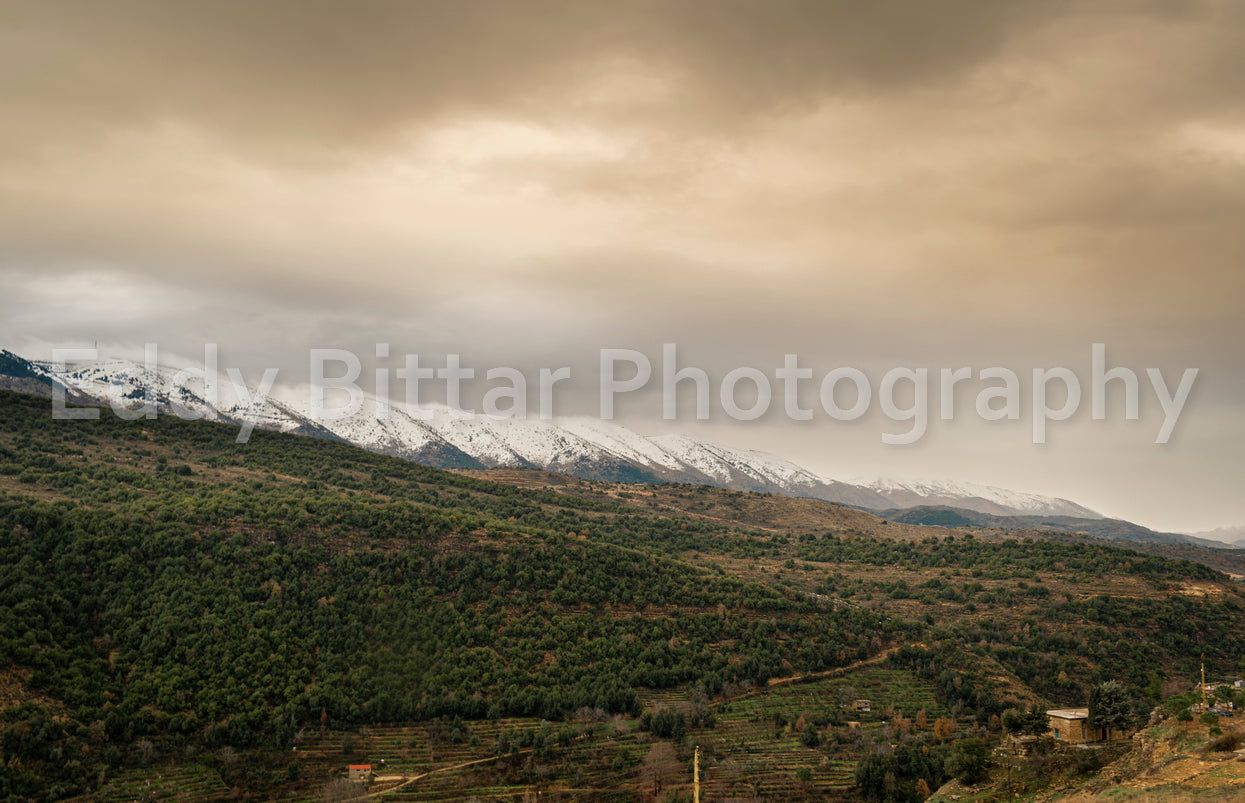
[0,390,1242,801]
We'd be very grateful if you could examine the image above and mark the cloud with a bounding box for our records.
[0,1,1059,158]
[2,0,1244,529]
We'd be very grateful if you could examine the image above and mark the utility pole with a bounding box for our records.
[1201,655,1207,711]
[693,745,700,803]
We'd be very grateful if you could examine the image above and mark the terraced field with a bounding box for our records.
[271,666,948,800]
[89,765,228,802]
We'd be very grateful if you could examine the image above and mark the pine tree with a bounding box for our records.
[1089,681,1134,735]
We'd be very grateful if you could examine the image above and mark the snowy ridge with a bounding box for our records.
[556,417,686,471]
[852,476,1102,519]
[301,400,1101,518]
[3,350,1102,519]
[427,414,593,469]
[36,357,328,436]
[648,434,825,491]
[287,395,455,462]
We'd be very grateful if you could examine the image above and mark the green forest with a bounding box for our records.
[0,390,1242,800]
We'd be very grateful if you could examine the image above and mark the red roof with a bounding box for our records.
[349,764,371,770]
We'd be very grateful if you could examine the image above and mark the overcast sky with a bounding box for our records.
[2,0,1243,532]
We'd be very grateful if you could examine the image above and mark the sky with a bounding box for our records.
[2,0,1243,533]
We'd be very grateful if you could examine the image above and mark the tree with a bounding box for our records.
[1088,681,1134,735]
[1145,672,1163,702]
[1002,706,1049,737]
[854,750,893,801]
[1022,707,1050,737]
[643,707,686,740]
[933,717,956,742]
[894,743,947,801]
[946,738,989,784]
[132,739,155,766]
[642,742,680,796]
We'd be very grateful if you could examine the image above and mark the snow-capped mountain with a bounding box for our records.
[294,395,671,480]
[648,434,823,489]
[853,477,1102,519]
[306,405,907,504]
[7,351,335,439]
[1,349,1102,519]
[640,434,894,507]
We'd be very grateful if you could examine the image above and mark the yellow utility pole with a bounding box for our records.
[693,745,700,803]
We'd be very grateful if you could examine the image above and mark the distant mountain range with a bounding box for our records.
[1187,525,1245,549]
[878,506,1233,550]
[5,349,1229,551]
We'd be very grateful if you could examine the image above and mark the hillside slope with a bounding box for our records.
[0,389,1242,801]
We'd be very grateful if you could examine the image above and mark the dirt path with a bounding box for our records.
[760,646,900,691]
[343,749,533,801]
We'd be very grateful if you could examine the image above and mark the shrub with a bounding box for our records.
[947,738,990,784]
[641,707,686,740]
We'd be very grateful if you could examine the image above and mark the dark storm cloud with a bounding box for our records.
[2,0,1244,530]
[0,0,1063,159]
